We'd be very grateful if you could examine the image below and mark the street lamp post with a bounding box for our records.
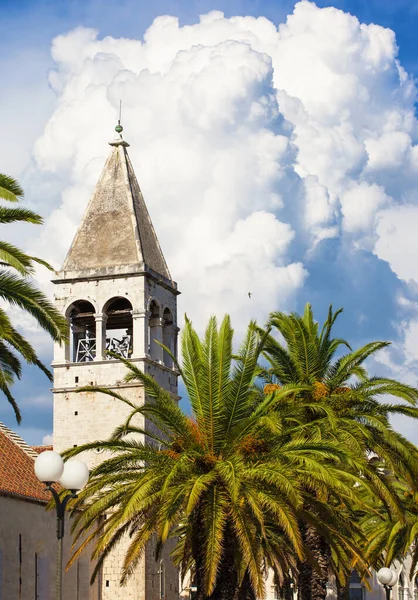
[34,451,89,600]
[158,559,165,600]
[377,568,398,600]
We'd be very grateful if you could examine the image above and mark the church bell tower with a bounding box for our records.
[52,123,179,600]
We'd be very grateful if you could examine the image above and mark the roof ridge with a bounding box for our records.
[0,422,39,459]
[123,148,172,280]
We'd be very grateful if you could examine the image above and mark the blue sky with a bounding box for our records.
[2,0,418,444]
[1,0,418,106]
[1,0,417,69]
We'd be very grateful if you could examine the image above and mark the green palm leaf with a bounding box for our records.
[0,206,42,224]
[0,173,23,202]
[0,172,70,420]
[0,271,68,341]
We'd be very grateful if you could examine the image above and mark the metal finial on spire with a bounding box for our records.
[109,100,129,147]
[115,100,123,135]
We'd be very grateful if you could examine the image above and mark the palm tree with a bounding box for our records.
[64,316,372,600]
[0,173,68,421]
[260,304,418,600]
[361,470,418,575]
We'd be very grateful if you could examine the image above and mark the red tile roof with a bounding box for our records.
[32,445,53,454]
[0,423,51,503]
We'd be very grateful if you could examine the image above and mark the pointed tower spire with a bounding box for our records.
[61,121,172,283]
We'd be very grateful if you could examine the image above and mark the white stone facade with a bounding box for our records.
[52,275,179,599]
[261,561,418,600]
[0,495,99,600]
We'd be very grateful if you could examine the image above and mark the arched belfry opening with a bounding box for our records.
[163,308,174,368]
[149,300,161,361]
[104,297,133,360]
[67,300,96,362]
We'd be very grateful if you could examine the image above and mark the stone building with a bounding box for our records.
[1,122,416,600]
[51,124,180,600]
[262,565,418,600]
[0,421,98,599]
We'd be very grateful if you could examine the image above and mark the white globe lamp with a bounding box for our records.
[377,567,396,600]
[34,450,64,483]
[33,451,89,600]
[377,568,394,586]
[60,460,89,491]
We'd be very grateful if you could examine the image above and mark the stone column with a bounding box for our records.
[70,321,85,362]
[132,310,149,358]
[52,339,67,365]
[95,313,108,361]
[149,317,164,363]
[174,326,180,364]
[162,324,174,368]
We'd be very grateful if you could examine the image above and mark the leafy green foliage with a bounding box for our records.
[0,173,68,421]
[65,316,379,599]
[261,303,418,589]
[60,304,418,598]
[0,173,23,202]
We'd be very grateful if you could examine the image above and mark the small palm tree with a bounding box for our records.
[64,316,371,600]
[0,173,68,421]
[260,304,418,600]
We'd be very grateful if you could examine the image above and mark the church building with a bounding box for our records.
[51,122,180,599]
[1,123,417,600]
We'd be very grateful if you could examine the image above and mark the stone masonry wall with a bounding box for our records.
[53,273,179,600]
[0,495,99,600]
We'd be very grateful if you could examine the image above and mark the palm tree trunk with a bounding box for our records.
[298,525,330,600]
[237,571,256,600]
[207,521,238,600]
[336,576,350,600]
[191,510,255,600]
[192,513,238,600]
[192,504,208,600]
[207,559,237,600]
[298,559,313,600]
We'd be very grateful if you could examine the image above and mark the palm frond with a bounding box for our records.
[0,272,68,342]
[0,206,42,224]
[0,174,23,202]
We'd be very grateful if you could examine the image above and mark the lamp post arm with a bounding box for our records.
[46,485,77,540]
[384,585,392,600]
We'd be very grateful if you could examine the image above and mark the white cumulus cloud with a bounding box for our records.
[42,433,53,445]
[374,205,418,284]
[10,0,418,390]
[31,19,308,330]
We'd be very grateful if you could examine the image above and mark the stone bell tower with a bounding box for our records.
[52,123,179,600]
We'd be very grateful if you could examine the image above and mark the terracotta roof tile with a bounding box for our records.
[0,423,51,503]
[32,445,53,454]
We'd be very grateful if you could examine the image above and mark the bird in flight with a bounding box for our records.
[248,292,252,299]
